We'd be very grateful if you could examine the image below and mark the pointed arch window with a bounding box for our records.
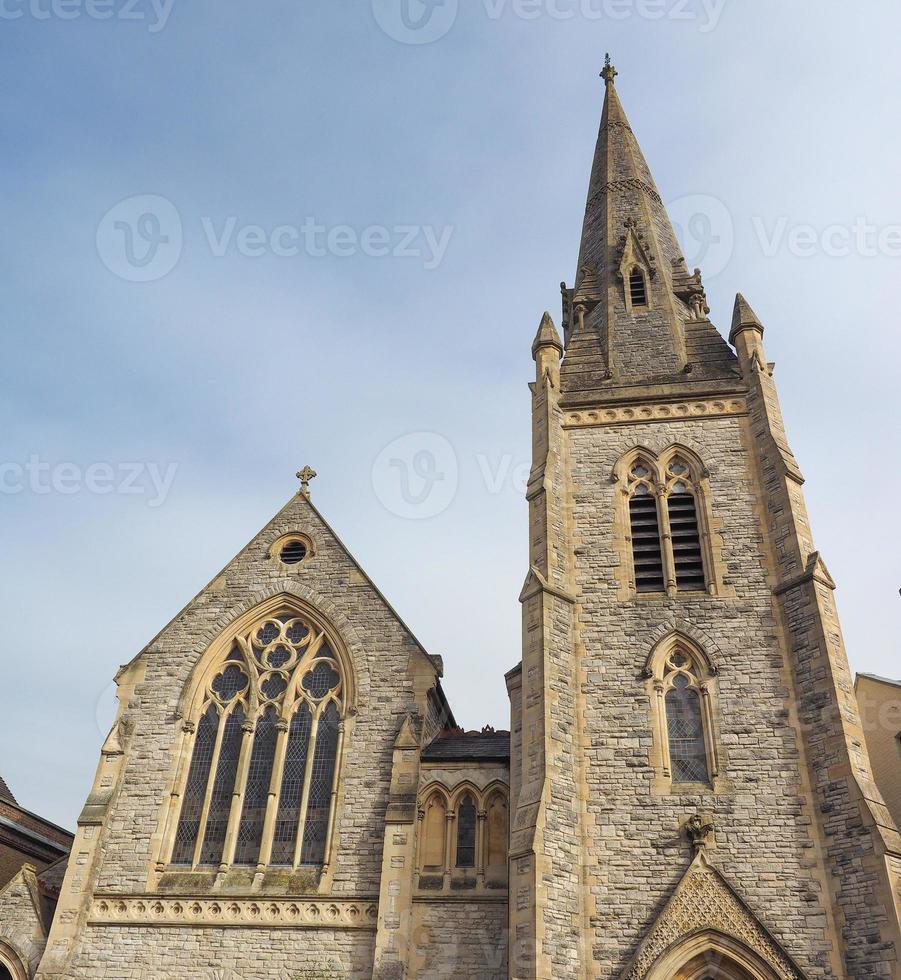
[170,611,347,870]
[624,454,710,596]
[646,640,719,791]
[455,793,477,868]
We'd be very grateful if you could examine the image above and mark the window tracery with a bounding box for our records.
[169,610,346,870]
[620,449,714,597]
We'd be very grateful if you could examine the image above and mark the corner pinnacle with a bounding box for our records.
[729,293,765,345]
[532,311,563,360]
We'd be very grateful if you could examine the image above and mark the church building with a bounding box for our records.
[1,63,899,980]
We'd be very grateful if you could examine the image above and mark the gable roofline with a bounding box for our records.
[116,489,440,683]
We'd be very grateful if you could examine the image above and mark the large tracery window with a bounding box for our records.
[170,611,346,870]
[624,452,710,596]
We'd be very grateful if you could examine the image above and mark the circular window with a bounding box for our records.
[279,539,308,565]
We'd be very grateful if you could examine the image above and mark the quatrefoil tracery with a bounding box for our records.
[204,613,344,719]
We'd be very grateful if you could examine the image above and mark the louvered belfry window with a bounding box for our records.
[628,464,665,593]
[629,267,648,307]
[626,455,708,595]
[172,611,345,869]
[666,459,706,592]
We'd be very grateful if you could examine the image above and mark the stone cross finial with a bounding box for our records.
[296,466,317,498]
[601,52,618,85]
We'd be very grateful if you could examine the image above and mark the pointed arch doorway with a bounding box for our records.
[644,931,790,980]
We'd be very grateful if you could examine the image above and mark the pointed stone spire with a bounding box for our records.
[531,311,563,359]
[561,65,738,400]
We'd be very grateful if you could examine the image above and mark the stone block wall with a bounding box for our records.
[566,414,839,977]
[40,493,440,979]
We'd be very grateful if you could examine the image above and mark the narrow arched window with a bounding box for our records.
[666,458,706,592]
[629,267,648,307]
[419,792,448,872]
[455,793,477,868]
[662,649,711,785]
[628,462,664,593]
[170,611,346,870]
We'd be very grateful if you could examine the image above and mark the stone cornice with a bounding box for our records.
[88,895,379,930]
[564,398,747,429]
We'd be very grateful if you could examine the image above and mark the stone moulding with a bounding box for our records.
[88,896,379,930]
[564,399,746,428]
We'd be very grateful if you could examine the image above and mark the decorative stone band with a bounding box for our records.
[89,896,379,930]
[564,399,747,428]
[587,177,663,208]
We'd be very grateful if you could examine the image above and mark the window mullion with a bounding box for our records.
[699,685,719,778]
[656,486,678,597]
[191,710,227,869]
[654,681,671,778]
[220,715,257,869]
[292,706,320,868]
[257,716,291,867]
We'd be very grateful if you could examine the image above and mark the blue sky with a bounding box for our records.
[1,0,899,828]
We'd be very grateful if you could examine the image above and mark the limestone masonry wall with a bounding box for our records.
[567,416,837,978]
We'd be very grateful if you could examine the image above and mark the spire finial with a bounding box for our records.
[296,465,317,498]
[601,52,618,86]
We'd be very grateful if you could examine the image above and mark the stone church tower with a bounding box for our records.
[507,60,901,979]
[1,63,900,980]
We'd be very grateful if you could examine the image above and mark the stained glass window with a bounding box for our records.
[666,673,709,784]
[170,609,345,870]
[172,705,218,865]
[234,706,278,866]
[271,705,313,865]
[455,793,477,868]
[300,702,340,866]
[200,705,245,865]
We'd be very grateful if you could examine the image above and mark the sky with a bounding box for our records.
[1,0,899,830]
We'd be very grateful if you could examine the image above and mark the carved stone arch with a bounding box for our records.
[658,442,711,481]
[448,780,485,811]
[610,445,662,487]
[482,779,510,804]
[0,938,29,980]
[177,590,360,720]
[643,929,787,980]
[418,781,453,808]
[643,626,721,679]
